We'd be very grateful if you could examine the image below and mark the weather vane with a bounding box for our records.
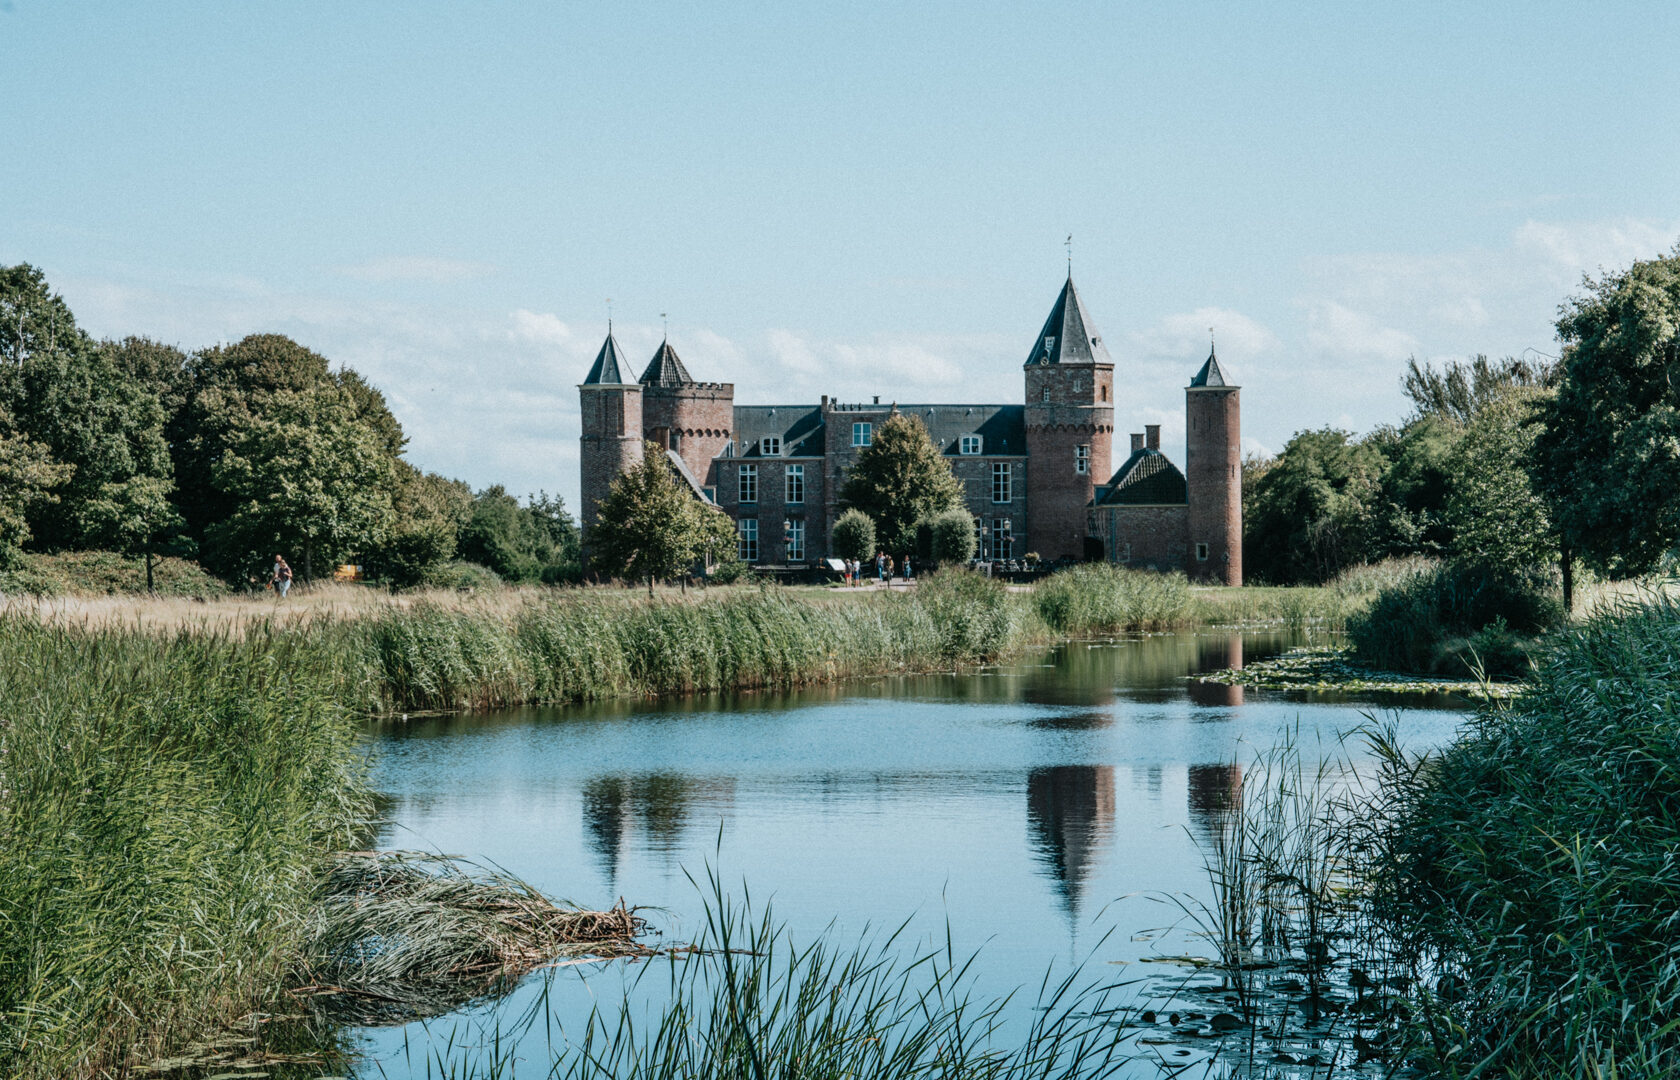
[1065,234,1073,273]
[661,312,669,339]
[606,298,613,329]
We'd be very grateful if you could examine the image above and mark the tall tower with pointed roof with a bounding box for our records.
[1186,346,1242,584]
[578,327,644,566]
[1023,275,1115,561]
[638,336,734,488]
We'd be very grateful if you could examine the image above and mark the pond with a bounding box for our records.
[350,629,1468,1076]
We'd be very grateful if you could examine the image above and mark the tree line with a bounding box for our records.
[0,263,578,587]
[1244,245,1680,601]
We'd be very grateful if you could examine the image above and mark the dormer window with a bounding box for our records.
[960,435,982,456]
[760,436,781,456]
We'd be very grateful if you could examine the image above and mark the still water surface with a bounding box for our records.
[354,630,1467,1075]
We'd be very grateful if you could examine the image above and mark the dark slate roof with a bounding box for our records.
[1189,347,1232,388]
[639,339,695,388]
[729,406,827,457]
[1025,275,1114,368]
[664,448,711,502]
[914,404,1026,456]
[582,330,632,385]
[1094,449,1188,506]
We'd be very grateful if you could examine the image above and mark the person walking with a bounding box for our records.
[271,554,293,598]
[875,551,885,584]
[904,555,913,580]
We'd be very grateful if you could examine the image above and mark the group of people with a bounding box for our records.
[840,552,913,587]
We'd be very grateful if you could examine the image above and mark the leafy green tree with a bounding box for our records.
[367,465,474,586]
[830,509,876,563]
[1444,387,1555,575]
[1534,249,1680,579]
[591,442,736,589]
[0,409,71,565]
[1243,428,1389,583]
[838,413,965,555]
[0,263,82,367]
[174,334,407,582]
[925,508,976,565]
[1402,353,1555,426]
[1366,416,1459,559]
[455,486,578,583]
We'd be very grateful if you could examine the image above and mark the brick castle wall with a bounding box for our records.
[1093,504,1189,572]
[1024,364,1113,561]
[643,383,734,487]
[579,384,644,565]
[1186,386,1242,585]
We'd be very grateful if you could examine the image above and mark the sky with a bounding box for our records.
[4,2,1678,513]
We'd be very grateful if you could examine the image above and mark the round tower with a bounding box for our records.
[578,327,644,567]
[638,337,733,488]
[1185,346,1241,585]
[1023,275,1115,562]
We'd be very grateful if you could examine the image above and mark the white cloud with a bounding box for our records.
[509,309,572,346]
[1303,301,1419,361]
[336,255,497,283]
[1128,306,1278,366]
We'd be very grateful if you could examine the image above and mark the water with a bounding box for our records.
[351,629,1467,1075]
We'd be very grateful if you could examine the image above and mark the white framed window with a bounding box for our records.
[739,464,758,504]
[959,434,982,455]
[852,422,872,447]
[785,464,804,503]
[973,516,983,556]
[1075,444,1090,475]
[1041,388,1051,404]
[991,518,1012,559]
[1196,542,1210,562]
[761,436,781,456]
[738,519,759,562]
[786,520,805,561]
[991,462,1011,504]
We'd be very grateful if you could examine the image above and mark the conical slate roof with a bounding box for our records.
[639,339,695,388]
[1190,346,1231,388]
[582,329,631,385]
[1025,275,1113,367]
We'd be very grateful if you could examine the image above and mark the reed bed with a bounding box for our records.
[0,616,373,1079]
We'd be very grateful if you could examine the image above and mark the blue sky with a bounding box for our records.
[4,2,1678,511]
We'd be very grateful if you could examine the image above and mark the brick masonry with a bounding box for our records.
[1185,386,1242,585]
[1024,364,1113,561]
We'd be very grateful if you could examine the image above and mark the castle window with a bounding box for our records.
[1102,384,1109,402]
[670,431,681,451]
[1075,445,1090,475]
[1041,388,1051,404]
[991,518,1012,559]
[991,462,1011,504]
[1073,379,1083,393]
[973,516,983,555]
[852,422,872,447]
[960,435,982,456]
[1196,542,1210,562]
[738,519,759,562]
[761,436,781,456]
[739,464,758,504]
[786,520,805,561]
[785,464,804,504]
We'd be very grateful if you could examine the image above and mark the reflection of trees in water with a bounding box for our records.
[1026,766,1115,923]
[583,773,734,884]
[1186,763,1244,838]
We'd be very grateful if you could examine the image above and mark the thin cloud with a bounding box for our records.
[336,256,497,283]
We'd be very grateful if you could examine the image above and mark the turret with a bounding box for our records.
[638,337,733,488]
[1023,275,1115,561]
[1185,346,1241,585]
[578,327,643,567]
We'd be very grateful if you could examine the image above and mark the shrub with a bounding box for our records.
[831,509,876,563]
[0,550,227,598]
[925,508,976,566]
[1348,559,1563,676]
[420,560,505,592]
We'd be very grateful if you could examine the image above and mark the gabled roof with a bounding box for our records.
[664,448,712,502]
[640,339,695,388]
[1025,275,1114,368]
[1094,449,1188,506]
[1190,346,1232,388]
[582,329,632,385]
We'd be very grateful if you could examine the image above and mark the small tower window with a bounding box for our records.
[1196,542,1210,562]
[670,431,681,451]
[1075,445,1090,475]
[1102,385,1109,402]
[1073,379,1083,393]
[1041,388,1051,404]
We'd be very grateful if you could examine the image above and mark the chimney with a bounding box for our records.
[1130,433,1145,453]
[873,395,880,405]
[821,394,828,409]
[1145,424,1161,450]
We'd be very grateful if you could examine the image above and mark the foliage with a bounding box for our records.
[368,465,475,586]
[1372,596,1680,1076]
[1442,387,1554,574]
[590,442,736,584]
[1401,352,1556,424]
[1348,559,1563,676]
[454,484,578,585]
[0,617,372,1077]
[419,559,507,592]
[837,413,965,555]
[923,507,976,565]
[830,508,876,563]
[1034,563,1192,634]
[0,550,227,598]
[1244,428,1389,583]
[1534,248,1680,577]
[0,414,70,563]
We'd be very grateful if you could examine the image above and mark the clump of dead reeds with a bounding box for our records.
[294,851,647,1025]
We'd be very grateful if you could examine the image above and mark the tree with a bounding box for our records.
[1402,353,1556,425]
[0,409,70,565]
[1534,249,1680,580]
[1243,428,1389,584]
[831,508,876,563]
[837,413,965,555]
[455,486,578,583]
[1444,387,1555,576]
[591,442,736,589]
[925,508,976,565]
[367,465,473,586]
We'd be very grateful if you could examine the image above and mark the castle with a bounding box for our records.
[578,275,1242,585]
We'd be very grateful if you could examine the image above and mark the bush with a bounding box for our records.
[0,550,227,598]
[831,509,876,563]
[925,508,976,565]
[1348,559,1563,676]
[419,560,506,592]
[706,557,753,585]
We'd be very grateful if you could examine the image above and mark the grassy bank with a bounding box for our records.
[0,618,371,1078]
